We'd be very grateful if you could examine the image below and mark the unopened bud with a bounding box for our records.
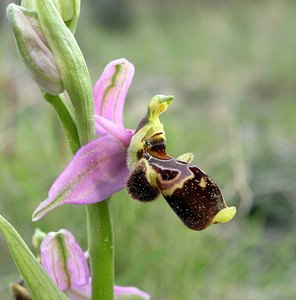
[32,228,46,259]
[40,229,89,291]
[7,4,64,95]
[52,0,79,28]
[21,0,80,32]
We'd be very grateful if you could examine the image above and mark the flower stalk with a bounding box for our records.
[34,1,115,298]
[43,93,81,154]
[86,200,114,300]
[36,0,95,145]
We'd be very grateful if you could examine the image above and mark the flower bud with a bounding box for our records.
[21,0,80,32]
[32,228,46,260]
[6,4,64,95]
[40,229,89,291]
[52,0,80,32]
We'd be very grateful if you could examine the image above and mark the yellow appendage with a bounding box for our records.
[212,206,236,224]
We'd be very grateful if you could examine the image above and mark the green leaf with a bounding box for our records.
[0,214,69,300]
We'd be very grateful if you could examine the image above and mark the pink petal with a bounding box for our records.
[40,229,89,291]
[32,135,129,221]
[66,281,151,300]
[114,286,151,300]
[95,115,133,148]
[67,279,91,300]
[93,58,134,133]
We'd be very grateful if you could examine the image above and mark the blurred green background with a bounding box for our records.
[1,0,296,299]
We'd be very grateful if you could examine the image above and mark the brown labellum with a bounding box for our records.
[155,160,227,231]
[127,133,228,231]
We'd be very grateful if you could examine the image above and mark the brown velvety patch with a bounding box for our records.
[127,163,160,202]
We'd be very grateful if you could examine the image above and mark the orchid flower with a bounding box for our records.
[32,57,235,230]
[40,229,150,300]
[32,58,135,221]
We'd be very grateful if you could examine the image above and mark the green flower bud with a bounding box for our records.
[52,0,80,32]
[6,4,64,95]
[32,228,46,256]
[21,0,80,33]
[21,0,36,11]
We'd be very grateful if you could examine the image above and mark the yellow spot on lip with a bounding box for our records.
[212,206,236,224]
[199,177,207,188]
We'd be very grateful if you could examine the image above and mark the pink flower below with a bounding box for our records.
[40,229,151,300]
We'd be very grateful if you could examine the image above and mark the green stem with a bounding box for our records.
[38,1,114,298]
[45,92,115,299]
[37,0,95,146]
[86,200,114,300]
[43,93,80,153]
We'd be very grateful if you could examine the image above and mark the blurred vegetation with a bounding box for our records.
[1,0,296,299]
